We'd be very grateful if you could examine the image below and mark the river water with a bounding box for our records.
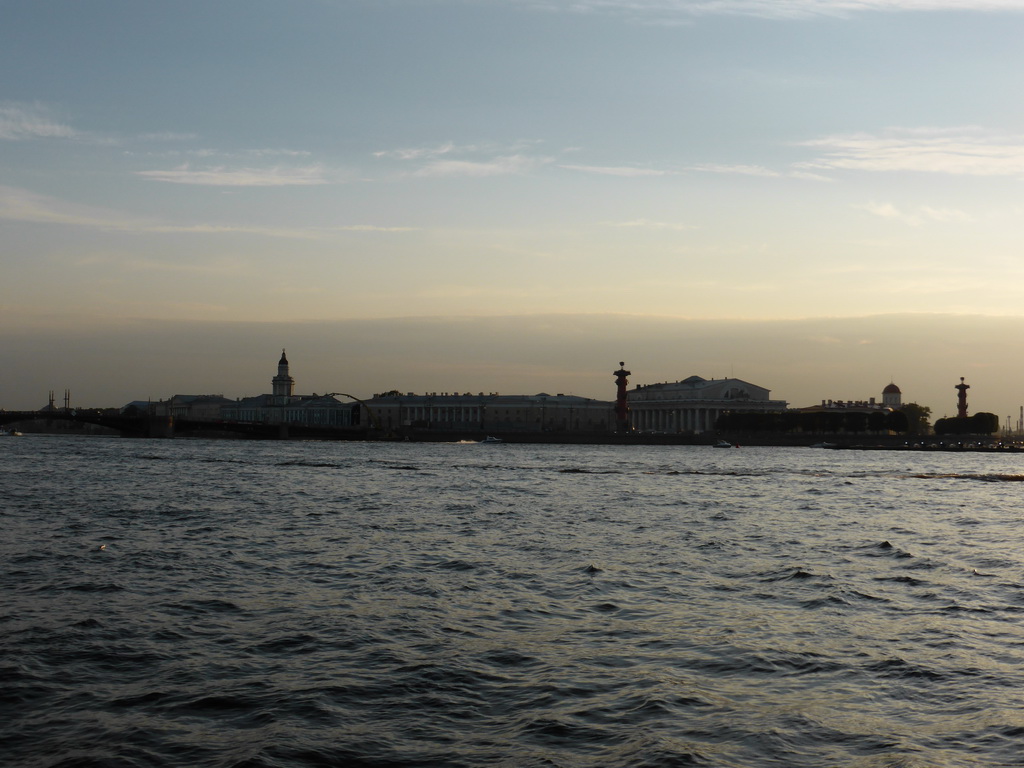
[3,435,1024,767]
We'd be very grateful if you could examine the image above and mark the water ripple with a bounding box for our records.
[4,439,1024,767]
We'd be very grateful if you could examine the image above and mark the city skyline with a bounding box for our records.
[4,2,1024,420]
[3,314,1021,425]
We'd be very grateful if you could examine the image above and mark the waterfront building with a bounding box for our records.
[882,382,902,409]
[136,394,234,421]
[785,383,908,434]
[163,394,235,421]
[219,351,358,428]
[365,391,613,434]
[798,382,904,416]
[628,376,787,434]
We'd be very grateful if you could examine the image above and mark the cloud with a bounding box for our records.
[691,163,780,177]
[799,129,1024,176]
[0,185,413,237]
[375,140,541,161]
[0,185,130,229]
[374,142,457,160]
[375,141,550,177]
[606,218,696,230]
[523,0,1024,20]
[136,164,330,186]
[856,200,977,226]
[136,132,200,143]
[788,170,836,182]
[857,201,922,226]
[918,206,976,222]
[0,103,77,141]
[414,154,548,177]
[560,164,670,177]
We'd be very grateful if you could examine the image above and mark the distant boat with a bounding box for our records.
[0,427,23,436]
[714,440,736,448]
[479,436,503,444]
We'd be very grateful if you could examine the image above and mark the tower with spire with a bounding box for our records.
[272,349,295,401]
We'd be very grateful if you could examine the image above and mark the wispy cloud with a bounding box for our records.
[376,140,551,177]
[606,218,696,230]
[0,103,77,141]
[857,201,922,226]
[375,140,540,161]
[856,200,977,226]
[799,128,1024,176]
[0,185,413,237]
[691,163,780,177]
[414,154,548,177]
[374,142,458,160]
[0,185,128,229]
[136,132,200,143]
[789,170,836,182]
[524,0,1024,21]
[560,164,670,177]
[136,164,330,186]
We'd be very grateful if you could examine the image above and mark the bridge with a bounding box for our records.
[0,410,153,436]
[0,410,374,440]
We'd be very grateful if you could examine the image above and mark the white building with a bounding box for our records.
[628,375,787,434]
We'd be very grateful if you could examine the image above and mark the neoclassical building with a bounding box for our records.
[628,375,787,433]
[220,351,358,428]
[798,382,904,415]
[365,391,613,434]
[882,382,902,409]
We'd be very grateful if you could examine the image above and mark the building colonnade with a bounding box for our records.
[630,406,725,434]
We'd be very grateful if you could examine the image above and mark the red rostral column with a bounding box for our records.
[955,377,970,418]
[614,362,631,433]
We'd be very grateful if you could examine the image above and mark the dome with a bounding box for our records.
[883,383,901,395]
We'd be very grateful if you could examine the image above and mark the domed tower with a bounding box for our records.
[882,382,901,409]
[272,349,295,399]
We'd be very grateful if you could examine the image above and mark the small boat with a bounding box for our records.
[0,427,23,436]
[714,440,735,448]
[479,436,503,444]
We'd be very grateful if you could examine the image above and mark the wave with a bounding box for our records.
[909,472,1024,482]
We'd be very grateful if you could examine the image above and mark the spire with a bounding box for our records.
[273,349,295,399]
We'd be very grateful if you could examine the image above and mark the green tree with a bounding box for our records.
[971,412,999,434]
[898,403,932,434]
[843,412,868,433]
[867,411,889,433]
[933,415,998,435]
[886,410,909,433]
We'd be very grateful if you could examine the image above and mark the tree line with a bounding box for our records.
[715,410,907,435]
[715,404,998,436]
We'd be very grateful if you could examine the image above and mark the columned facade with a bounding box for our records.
[628,376,786,434]
[365,391,614,434]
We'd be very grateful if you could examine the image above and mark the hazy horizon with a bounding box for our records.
[3,311,1021,427]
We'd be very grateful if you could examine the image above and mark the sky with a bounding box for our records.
[3,0,1024,421]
